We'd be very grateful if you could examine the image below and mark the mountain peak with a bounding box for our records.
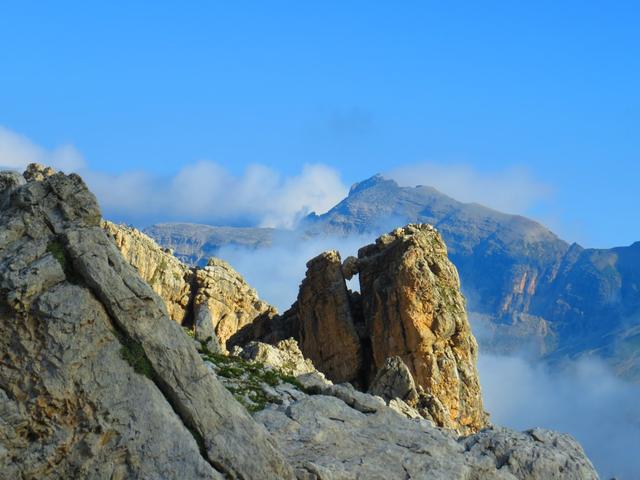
[348,174,398,195]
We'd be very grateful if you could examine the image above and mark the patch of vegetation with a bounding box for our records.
[116,331,155,380]
[47,239,81,283]
[47,240,67,269]
[181,327,308,412]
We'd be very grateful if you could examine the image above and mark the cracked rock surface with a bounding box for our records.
[0,165,293,479]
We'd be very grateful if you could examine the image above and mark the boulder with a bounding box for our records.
[239,338,316,376]
[368,356,419,405]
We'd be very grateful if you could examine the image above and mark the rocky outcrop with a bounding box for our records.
[357,224,487,433]
[297,251,363,384]
[201,338,598,479]
[257,396,598,480]
[193,257,276,349]
[0,165,601,480]
[0,165,294,479]
[103,222,277,352]
[102,220,193,323]
[243,224,487,434]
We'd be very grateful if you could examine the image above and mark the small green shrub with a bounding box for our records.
[47,241,67,269]
[118,334,155,379]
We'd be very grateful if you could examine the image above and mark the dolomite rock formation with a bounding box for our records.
[103,222,276,351]
[102,220,193,323]
[297,250,363,384]
[0,165,600,480]
[0,165,294,479]
[251,224,487,433]
[193,257,276,348]
[358,224,487,433]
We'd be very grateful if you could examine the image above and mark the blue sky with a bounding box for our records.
[1,1,639,247]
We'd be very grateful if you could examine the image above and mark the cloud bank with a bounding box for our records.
[479,353,640,479]
[388,162,552,214]
[0,126,347,229]
[85,161,346,228]
[0,127,85,172]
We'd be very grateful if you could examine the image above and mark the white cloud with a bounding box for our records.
[388,162,552,214]
[479,353,640,480]
[0,126,86,171]
[84,161,347,229]
[0,126,347,229]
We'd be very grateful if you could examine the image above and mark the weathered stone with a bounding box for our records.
[297,251,363,384]
[341,255,359,280]
[193,257,277,350]
[256,394,598,480]
[239,338,316,376]
[0,167,294,480]
[102,220,193,324]
[358,224,488,434]
[103,222,278,352]
[23,162,55,182]
[368,355,419,405]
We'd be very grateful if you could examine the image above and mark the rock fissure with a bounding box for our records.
[69,253,227,477]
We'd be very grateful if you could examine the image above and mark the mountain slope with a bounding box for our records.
[146,175,640,378]
[302,175,640,377]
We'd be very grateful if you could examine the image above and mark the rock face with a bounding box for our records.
[297,251,363,384]
[102,220,193,323]
[103,222,276,352]
[0,165,601,480]
[257,396,598,480]
[193,257,276,349]
[245,224,487,434]
[0,165,293,479]
[358,224,486,433]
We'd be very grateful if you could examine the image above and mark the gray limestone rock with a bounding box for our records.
[368,356,419,404]
[256,394,599,480]
[0,165,294,480]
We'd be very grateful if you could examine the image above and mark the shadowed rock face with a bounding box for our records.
[297,250,363,384]
[0,165,294,480]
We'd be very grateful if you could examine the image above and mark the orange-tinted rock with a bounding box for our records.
[358,224,487,434]
[297,251,363,385]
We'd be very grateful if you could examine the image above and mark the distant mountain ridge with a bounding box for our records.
[145,174,640,379]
